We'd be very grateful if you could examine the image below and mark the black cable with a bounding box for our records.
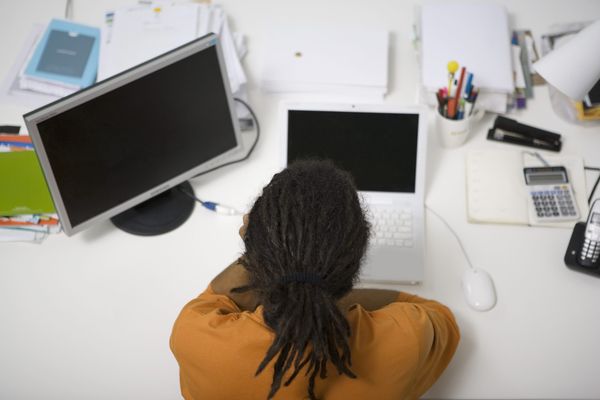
[584,166,600,204]
[589,173,600,204]
[191,97,260,179]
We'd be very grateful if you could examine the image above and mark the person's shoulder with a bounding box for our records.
[350,295,458,346]
[175,285,269,328]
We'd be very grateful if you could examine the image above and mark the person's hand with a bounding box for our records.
[239,213,249,239]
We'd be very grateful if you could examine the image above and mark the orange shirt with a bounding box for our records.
[170,286,460,400]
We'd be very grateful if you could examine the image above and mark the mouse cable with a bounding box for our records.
[178,97,260,215]
[425,205,475,270]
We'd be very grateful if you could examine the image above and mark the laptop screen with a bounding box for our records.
[287,110,419,193]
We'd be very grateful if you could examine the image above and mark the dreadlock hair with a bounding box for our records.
[234,159,371,400]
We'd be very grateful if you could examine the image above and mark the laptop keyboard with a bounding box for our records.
[371,207,414,247]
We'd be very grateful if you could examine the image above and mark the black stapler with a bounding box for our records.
[487,116,562,152]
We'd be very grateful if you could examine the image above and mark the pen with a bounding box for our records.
[453,67,466,116]
[468,88,479,116]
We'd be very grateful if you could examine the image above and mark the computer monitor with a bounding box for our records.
[24,33,243,236]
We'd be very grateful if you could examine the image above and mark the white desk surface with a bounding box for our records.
[2,0,600,399]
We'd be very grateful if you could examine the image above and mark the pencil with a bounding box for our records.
[453,67,466,116]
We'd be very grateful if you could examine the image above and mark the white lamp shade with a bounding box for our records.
[534,19,600,100]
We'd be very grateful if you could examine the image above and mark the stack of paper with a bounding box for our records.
[260,27,389,100]
[0,135,61,243]
[98,2,247,97]
[419,3,514,113]
[18,19,100,98]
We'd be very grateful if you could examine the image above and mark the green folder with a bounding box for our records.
[0,151,55,216]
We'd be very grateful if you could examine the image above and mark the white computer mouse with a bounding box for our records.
[461,268,497,311]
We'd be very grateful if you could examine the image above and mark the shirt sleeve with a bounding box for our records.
[185,284,242,314]
[170,285,242,358]
[380,293,461,399]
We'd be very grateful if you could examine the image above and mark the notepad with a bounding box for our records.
[466,150,588,228]
[23,19,100,89]
[0,151,55,216]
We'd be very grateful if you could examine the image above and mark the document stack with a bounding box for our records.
[260,27,388,100]
[98,2,247,98]
[419,3,514,113]
[18,19,100,98]
[0,134,60,243]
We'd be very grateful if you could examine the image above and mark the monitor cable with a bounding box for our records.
[179,97,260,215]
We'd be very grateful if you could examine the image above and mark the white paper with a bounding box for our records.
[0,228,47,243]
[420,3,514,94]
[260,27,388,97]
[512,45,526,89]
[98,3,248,102]
[99,3,200,80]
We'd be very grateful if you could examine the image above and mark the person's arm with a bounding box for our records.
[338,288,400,311]
[210,258,259,312]
[338,288,445,311]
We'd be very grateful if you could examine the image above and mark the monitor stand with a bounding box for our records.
[111,181,196,236]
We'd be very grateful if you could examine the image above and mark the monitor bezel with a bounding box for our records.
[24,33,243,236]
[280,102,427,203]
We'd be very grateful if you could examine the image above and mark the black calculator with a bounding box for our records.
[523,166,580,223]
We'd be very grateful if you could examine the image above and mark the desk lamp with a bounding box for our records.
[534,19,600,101]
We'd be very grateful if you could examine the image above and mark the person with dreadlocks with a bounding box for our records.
[170,159,460,400]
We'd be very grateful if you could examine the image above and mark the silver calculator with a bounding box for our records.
[523,166,579,223]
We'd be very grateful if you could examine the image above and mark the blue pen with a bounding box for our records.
[464,73,474,99]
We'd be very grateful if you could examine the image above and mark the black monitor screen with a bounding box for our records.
[287,110,419,192]
[36,45,237,228]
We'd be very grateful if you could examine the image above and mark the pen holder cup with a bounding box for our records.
[435,108,485,148]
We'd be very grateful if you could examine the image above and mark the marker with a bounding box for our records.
[447,60,459,94]
[464,72,474,99]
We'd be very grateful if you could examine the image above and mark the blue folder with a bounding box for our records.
[24,19,100,88]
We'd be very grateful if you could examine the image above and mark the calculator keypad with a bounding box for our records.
[529,184,579,222]
[530,185,578,221]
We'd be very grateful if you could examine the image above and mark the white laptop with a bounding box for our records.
[281,102,428,284]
